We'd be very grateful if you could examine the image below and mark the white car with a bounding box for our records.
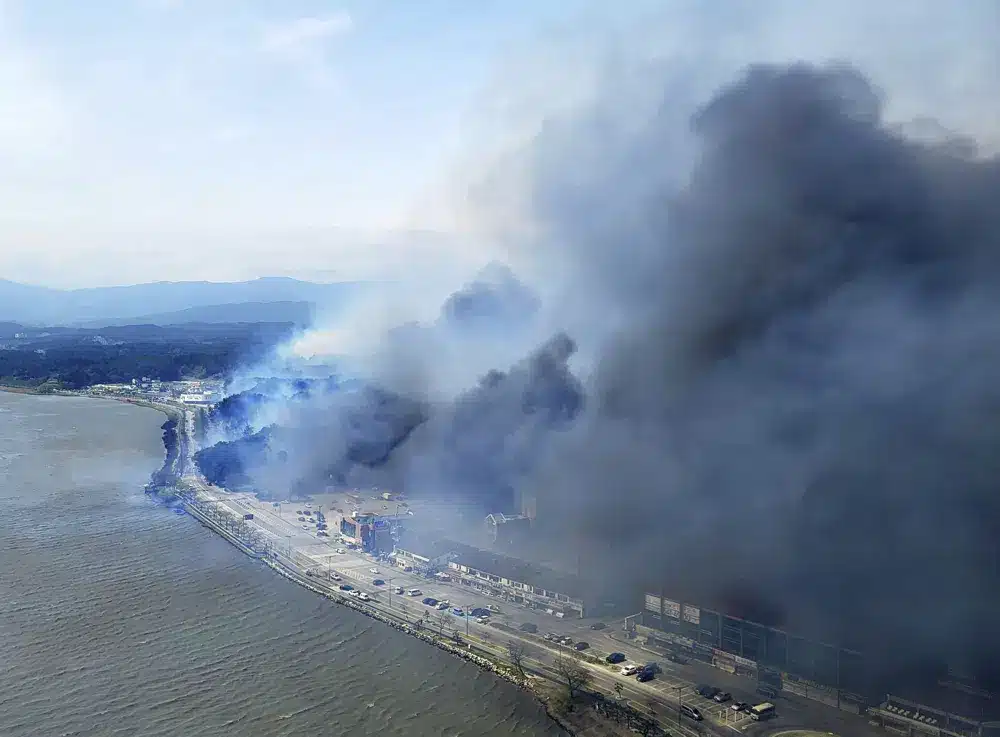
[408,588,423,597]
[331,574,342,581]
[336,548,346,554]
[394,586,405,595]
[369,567,380,574]
[621,664,640,676]
[476,616,490,624]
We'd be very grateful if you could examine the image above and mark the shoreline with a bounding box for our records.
[1,385,616,736]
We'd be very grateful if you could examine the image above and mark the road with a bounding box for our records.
[173,406,885,737]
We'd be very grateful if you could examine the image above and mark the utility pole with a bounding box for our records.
[388,577,393,609]
[676,685,683,724]
[466,606,470,636]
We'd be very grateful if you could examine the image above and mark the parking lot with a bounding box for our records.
[192,488,888,737]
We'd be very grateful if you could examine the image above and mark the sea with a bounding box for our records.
[0,392,567,737]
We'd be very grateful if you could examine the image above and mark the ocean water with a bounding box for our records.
[0,392,566,737]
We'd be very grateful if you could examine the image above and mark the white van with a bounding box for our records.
[750,703,776,721]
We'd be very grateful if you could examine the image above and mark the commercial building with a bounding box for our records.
[447,548,591,618]
[637,592,868,711]
[389,536,619,618]
[339,511,407,554]
[391,536,457,572]
[484,513,531,549]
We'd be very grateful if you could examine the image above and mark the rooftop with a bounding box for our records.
[453,545,589,600]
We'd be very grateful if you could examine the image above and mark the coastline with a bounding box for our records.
[1,385,659,737]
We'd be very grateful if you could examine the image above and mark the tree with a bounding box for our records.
[554,654,592,705]
[437,610,450,634]
[507,640,527,680]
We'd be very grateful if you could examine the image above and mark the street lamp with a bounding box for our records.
[388,577,393,609]
[675,685,683,725]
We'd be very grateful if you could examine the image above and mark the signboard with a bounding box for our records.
[663,598,681,618]
[645,594,662,613]
[682,605,701,625]
[373,519,388,530]
[734,654,757,669]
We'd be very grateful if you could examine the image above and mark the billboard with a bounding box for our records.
[645,594,662,613]
[663,598,681,618]
[682,604,701,625]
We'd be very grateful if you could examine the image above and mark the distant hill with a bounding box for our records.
[0,277,370,325]
[76,301,316,328]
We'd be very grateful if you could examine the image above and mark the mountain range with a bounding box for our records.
[0,277,370,326]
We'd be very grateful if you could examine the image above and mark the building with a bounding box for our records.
[484,513,532,549]
[339,511,407,554]
[392,536,457,572]
[637,591,869,709]
[447,546,612,619]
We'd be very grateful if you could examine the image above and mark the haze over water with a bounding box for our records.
[0,392,565,737]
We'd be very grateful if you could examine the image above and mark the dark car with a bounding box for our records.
[590,622,607,630]
[574,641,590,651]
[519,622,538,633]
[731,702,751,713]
[666,652,689,665]
[713,691,732,703]
[606,652,626,664]
[681,705,703,721]
[339,584,353,591]
[637,669,654,683]
[422,597,435,605]
[372,579,385,586]
[696,685,720,699]
[470,608,490,618]
[643,662,662,674]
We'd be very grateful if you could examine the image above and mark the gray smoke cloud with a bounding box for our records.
[507,58,1000,689]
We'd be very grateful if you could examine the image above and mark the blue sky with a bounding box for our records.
[0,0,995,288]
[0,0,665,286]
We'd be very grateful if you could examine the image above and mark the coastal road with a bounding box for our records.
[173,415,877,737]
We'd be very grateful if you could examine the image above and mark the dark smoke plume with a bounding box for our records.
[514,61,1000,690]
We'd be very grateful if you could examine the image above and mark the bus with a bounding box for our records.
[750,703,776,721]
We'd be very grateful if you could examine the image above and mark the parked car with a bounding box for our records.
[407,588,422,596]
[470,608,490,618]
[487,604,501,613]
[574,641,590,651]
[637,670,654,683]
[372,579,385,586]
[606,652,626,664]
[713,691,732,703]
[395,586,405,594]
[696,685,720,699]
[560,636,574,646]
[339,584,353,591]
[369,567,380,574]
[452,608,465,617]
[590,622,607,630]
[331,574,342,581]
[731,702,750,713]
[666,652,689,665]
[476,616,490,624]
[519,622,538,633]
[621,664,640,676]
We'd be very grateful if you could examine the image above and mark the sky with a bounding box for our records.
[0,0,662,287]
[0,1,995,288]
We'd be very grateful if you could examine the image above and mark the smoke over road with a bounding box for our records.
[197,2,1000,695]
[508,60,1000,689]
